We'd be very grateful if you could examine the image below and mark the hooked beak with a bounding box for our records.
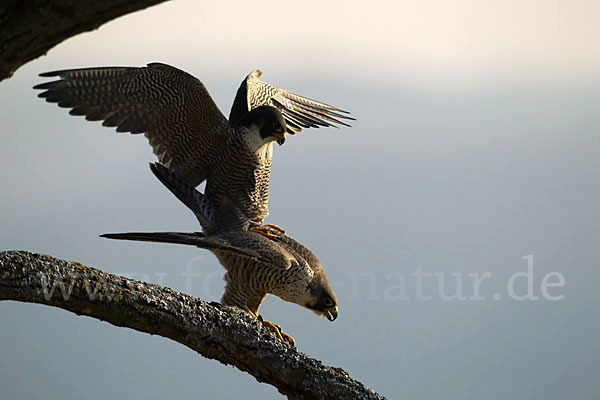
[274,130,286,145]
[326,306,338,322]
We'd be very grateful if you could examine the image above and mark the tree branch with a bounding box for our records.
[0,0,170,82]
[0,250,385,399]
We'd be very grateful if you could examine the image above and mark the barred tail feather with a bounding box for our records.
[149,163,216,230]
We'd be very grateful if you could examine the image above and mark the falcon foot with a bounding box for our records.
[264,224,285,234]
[261,319,295,347]
[249,226,283,240]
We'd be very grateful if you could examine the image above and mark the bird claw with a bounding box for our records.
[280,331,295,347]
[264,224,285,234]
[261,319,295,347]
[249,226,284,240]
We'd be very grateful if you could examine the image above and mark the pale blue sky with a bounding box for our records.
[1,1,599,399]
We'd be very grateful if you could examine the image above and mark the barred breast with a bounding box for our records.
[205,135,273,226]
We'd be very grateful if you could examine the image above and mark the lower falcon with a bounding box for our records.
[102,163,338,344]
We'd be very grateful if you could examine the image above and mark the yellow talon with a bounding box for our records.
[280,331,295,346]
[264,224,285,234]
[247,309,295,346]
[249,226,280,239]
[262,320,295,346]
[262,320,284,340]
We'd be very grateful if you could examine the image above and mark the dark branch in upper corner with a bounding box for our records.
[0,250,385,400]
[0,0,169,82]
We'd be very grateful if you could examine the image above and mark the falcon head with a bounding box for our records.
[238,105,287,146]
[271,263,338,322]
[304,274,339,322]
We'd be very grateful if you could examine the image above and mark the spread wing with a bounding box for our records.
[229,69,354,134]
[34,63,230,186]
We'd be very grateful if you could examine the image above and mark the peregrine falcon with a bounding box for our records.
[34,64,353,233]
[102,163,338,344]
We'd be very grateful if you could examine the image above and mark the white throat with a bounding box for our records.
[244,124,274,153]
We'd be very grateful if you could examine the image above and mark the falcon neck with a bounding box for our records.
[242,130,275,154]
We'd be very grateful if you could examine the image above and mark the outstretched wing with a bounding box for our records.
[35,63,230,186]
[229,70,354,134]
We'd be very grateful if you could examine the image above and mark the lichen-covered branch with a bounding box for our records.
[0,250,385,400]
[0,0,170,81]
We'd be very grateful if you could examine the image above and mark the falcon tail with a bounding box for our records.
[150,162,249,233]
[149,163,215,230]
[100,231,260,259]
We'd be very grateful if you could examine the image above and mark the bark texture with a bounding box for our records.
[0,0,169,81]
[0,250,385,400]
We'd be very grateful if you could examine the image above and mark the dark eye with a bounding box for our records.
[273,123,283,133]
[323,298,334,307]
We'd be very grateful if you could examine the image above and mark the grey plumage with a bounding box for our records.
[102,163,338,321]
[34,63,353,227]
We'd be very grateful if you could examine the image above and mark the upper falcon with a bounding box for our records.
[34,63,353,228]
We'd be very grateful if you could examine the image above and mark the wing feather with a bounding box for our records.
[101,231,298,270]
[228,69,354,134]
[35,63,230,186]
[100,232,262,260]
